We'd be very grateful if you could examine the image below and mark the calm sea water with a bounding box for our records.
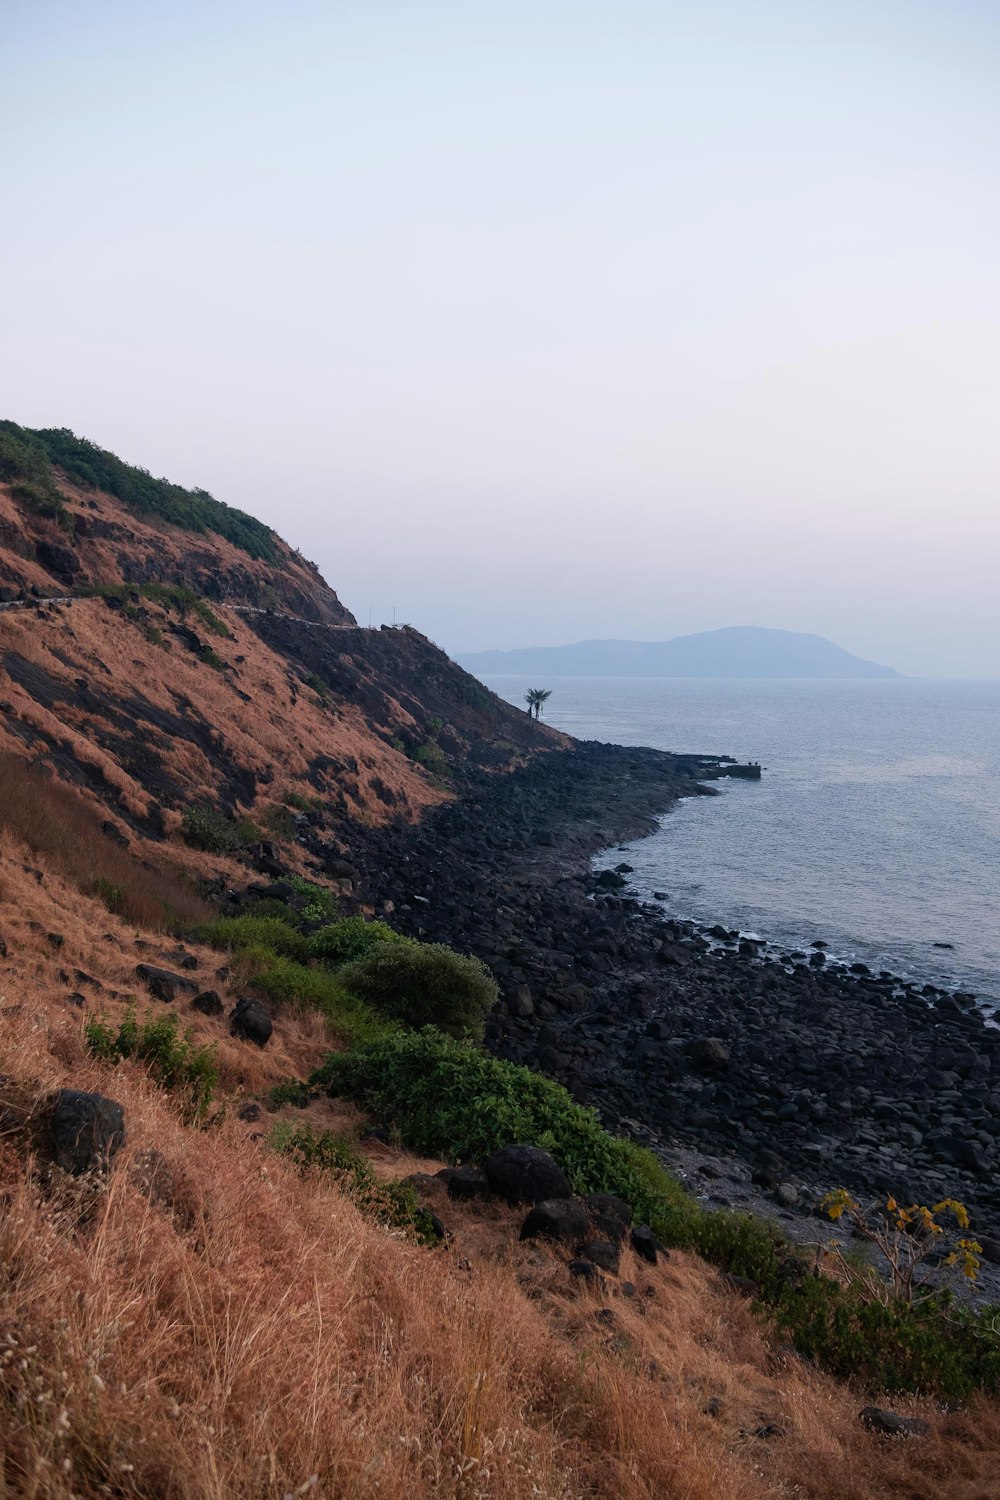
[483,676,1000,1006]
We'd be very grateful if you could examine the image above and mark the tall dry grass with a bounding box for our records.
[1,990,999,1500]
[0,753,211,930]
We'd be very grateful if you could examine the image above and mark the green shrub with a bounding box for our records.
[181,806,259,855]
[288,876,338,925]
[338,943,497,1040]
[280,792,312,811]
[89,582,231,637]
[242,896,298,923]
[196,915,310,961]
[312,1029,669,1215]
[268,1077,313,1109]
[84,1008,217,1118]
[414,740,447,775]
[309,916,408,968]
[271,1123,439,1243]
[235,949,391,1046]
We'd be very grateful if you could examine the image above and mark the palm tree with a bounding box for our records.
[524,688,552,720]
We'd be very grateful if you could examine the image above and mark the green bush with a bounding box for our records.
[242,896,298,923]
[234,949,391,1047]
[288,876,338,925]
[312,1029,670,1215]
[414,740,448,775]
[84,1007,217,1118]
[181,806,259,855]
[0,423,73,531]
[271,1122,439,1243]
[337,943,497,1040]
[196,915,310,961]
[309,916,408,968]
[89,582,231,637]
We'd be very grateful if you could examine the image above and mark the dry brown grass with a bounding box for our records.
[3,996,1000,1500]
[2,853,1000,1498]
[0,753,211,931]
[0,594,445,828]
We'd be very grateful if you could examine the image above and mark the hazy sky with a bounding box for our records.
[2,1,998,675]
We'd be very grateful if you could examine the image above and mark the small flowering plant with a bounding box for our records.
[820,1188,982,1307]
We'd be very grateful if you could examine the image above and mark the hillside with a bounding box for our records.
[460,626,903,678]
[1,431,998,1497]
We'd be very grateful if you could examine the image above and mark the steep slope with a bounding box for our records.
[460,625,903,678]
[1,851,996,1500]
[0,426,563,855]
[0,421,353,623]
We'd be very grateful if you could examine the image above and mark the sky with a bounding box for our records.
[2,1,998,676]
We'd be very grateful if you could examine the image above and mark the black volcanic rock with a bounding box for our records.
[484,1145,571,1205]
[51,1089,125,1175]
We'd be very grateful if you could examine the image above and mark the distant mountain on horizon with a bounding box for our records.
[459,627,903,680]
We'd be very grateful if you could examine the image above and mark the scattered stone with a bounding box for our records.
[237,1101,263,1122]
[630,1225,660,1265]
[568,1257,601,1281]
[229,997,273,1047]
[520,1198,591,1244]
[191,990,224,1016]
[51,1089,125,1175]
[860,1407,930,1438]
[775,1182,799,1208]
[447,1166,491,1201]
[687,1037,730,1072]
[583,1239,621,1272]
[586,1192,633,1243]
[484,1144,571,1205]
[136,964,197,1001]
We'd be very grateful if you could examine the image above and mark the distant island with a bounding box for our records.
[459,626,903,679]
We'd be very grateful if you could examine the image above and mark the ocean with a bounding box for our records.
[481,675,1000,1008]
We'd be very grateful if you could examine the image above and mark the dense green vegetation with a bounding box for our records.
[308,915,407,966]
[181,806,262,855]
[337,941,498,1041]
[0,422,73,530]
[84,1007,218,1118]
[0,420,278,561]
[314,1030,683,1218]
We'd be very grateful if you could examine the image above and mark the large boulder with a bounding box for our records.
[51,1089,125,1174]
[483,1144,571,1205]
[446,1166,491,1202]
[519,1198,590,1245]
[192,990,224,1016]
[135,964,197,1002]
[687,1037,730,1072]
[585,1192,633,1243]
[230,997,273,1047]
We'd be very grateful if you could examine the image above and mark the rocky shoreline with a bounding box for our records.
[332,740,1000,1284]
